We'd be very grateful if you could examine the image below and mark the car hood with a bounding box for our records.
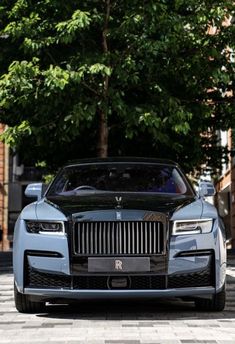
[44,193,197,217]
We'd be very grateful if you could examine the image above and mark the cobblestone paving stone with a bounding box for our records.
[0,257,235,344]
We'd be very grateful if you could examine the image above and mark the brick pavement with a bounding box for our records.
[0,256,235,344]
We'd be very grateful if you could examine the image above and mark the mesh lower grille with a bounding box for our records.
[26,265,71,288]
[168,267,213,288]
[73,276,108,289]
[73,275,166,289]
[25,268,213,290]
[26,267,166,290]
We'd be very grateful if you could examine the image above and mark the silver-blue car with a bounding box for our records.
[13,158,226,313]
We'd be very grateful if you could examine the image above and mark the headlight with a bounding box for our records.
[172,219,213,235]
[25,221,65,235]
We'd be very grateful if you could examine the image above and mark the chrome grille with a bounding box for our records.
[74,221,165,255]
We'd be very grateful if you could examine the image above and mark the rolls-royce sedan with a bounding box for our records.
[13,158,226,312]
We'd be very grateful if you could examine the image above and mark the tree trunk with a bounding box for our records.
[98,110,108,158]
[97,0,111,158]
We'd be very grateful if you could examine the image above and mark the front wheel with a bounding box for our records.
[14,283,45,313]
[195,285,226,312]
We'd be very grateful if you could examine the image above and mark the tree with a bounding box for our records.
[0,0,234,173]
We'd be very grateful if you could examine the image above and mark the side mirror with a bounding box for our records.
[198,181,216,197]
[25,183,43,201]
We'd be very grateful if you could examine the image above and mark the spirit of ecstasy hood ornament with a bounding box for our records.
[115,196,122,209]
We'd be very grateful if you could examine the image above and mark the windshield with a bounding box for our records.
[47,163,194,197]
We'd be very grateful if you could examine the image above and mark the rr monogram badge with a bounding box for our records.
[114,259,123,270]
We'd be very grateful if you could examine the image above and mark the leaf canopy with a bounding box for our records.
[0,0,234,174]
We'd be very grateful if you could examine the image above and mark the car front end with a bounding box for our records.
[13,158,226,312]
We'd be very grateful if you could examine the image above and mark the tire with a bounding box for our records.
[195,285,226,312]
[14,283,45,313]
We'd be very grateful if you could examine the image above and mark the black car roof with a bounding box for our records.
[64,157,179,168]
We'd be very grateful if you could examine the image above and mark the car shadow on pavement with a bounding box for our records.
[36,295,235,321]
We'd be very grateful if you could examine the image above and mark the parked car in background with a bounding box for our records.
[13,158,226,313]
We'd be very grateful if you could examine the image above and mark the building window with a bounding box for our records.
[217,130,229,174]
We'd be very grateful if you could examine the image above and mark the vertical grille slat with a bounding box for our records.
[145,222,148,253]
[116,223,119,254]
[82,223,85,254]
[157,222,160,253]
[86,223,90,254]
[119,223,122,254]
[149,223,152,254]
[103,222,106,255]
[153,222,156,254]
[123,222,127,254]
[98,222,102,254]
[94,223,98,254]
[107,222,110,254]
[112,222,115,254]
[140,222,144,254]
[75,220,164,255]
[136,222,139,254]
[128,222,131,253]
[78,224,81,254]
[132,222,135,254]
[90,222,93,254]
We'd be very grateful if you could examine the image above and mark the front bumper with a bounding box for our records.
[21,253,216,303]
[24,286,216,302]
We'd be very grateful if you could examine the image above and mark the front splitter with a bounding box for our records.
[24,286,215,301]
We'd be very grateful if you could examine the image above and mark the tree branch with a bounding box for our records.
[82,81,100,96]
[45,50,57,65]
[97,0,111,158]
[102,0,111,97]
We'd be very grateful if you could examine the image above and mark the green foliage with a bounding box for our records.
[0,0,234,174]
[55,9,91,44]
[0,120,31,146]
[42,173,55,184]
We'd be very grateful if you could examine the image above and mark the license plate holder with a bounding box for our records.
[88,257,150,273]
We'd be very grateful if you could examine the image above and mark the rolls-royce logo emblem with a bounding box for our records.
[115,196,122,208]
[115,259,123,270]
[116,211,122,220]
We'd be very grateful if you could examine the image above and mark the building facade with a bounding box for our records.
[0,127,43,251]
[0,124,9,251]
[215,129,235,248]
